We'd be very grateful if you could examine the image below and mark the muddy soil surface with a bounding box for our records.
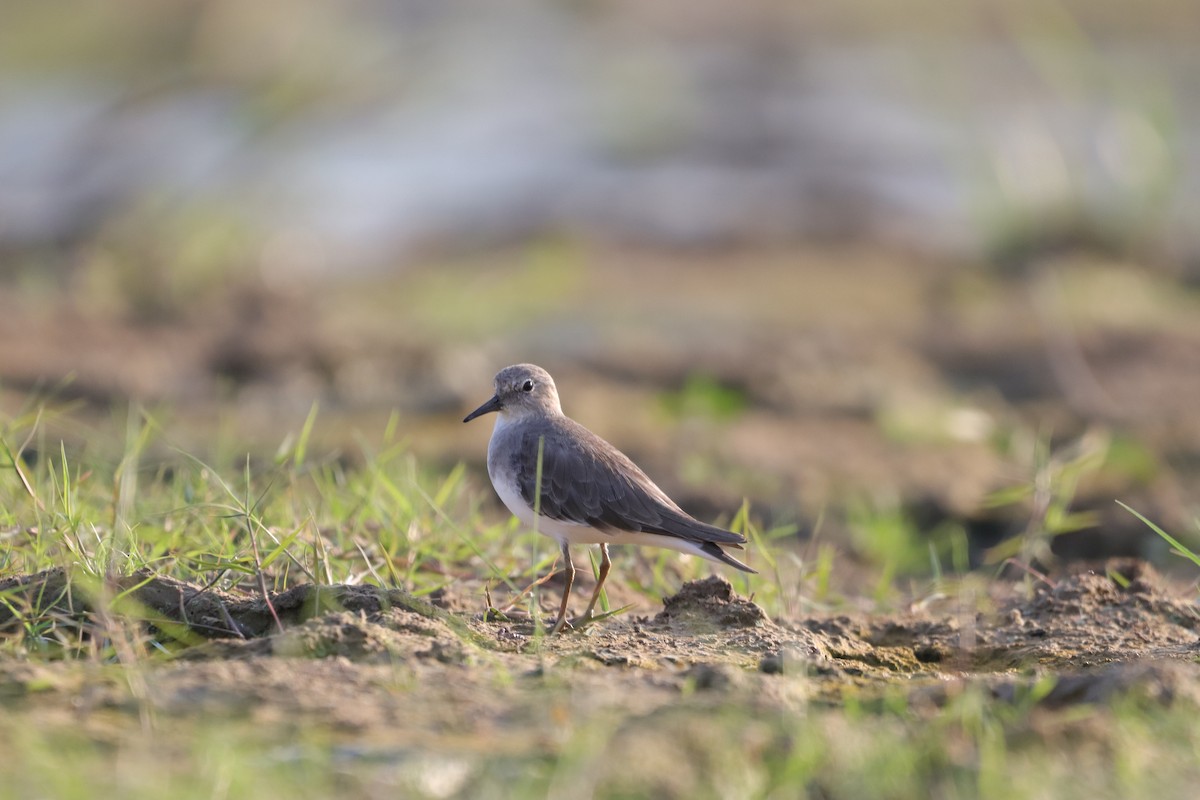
[3,560,1199,748]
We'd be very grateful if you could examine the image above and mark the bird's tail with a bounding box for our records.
[699,541,757,574]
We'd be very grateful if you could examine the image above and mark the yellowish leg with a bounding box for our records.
[577,543,611,624]
[550,540,574,635]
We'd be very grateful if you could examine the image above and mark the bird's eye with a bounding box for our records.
[521,380,534,392]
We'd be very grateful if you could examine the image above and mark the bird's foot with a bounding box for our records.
[569,612,599,630]
[573,604,634,631]
[547,606,629,635]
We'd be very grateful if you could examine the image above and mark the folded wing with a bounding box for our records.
[513,419,748,550]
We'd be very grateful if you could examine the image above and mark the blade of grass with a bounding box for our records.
[1117,500,1200,569]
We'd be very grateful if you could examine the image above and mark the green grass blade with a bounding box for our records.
[1117,500,1200,569]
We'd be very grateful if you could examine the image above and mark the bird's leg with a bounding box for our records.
[575,543,611,625]
[549,540,575,635]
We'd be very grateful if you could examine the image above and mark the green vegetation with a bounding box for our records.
[1,402,1198,799]
[4,685,1200,800]
[659,374,749,422]
[1120,501,1200,571]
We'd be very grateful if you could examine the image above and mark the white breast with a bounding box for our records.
[486,413,595,544]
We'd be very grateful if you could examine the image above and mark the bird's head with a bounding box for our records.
[463,363,562,423]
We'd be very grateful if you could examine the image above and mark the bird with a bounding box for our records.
[463,363,755,634]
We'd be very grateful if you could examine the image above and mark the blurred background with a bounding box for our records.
[2,0,1199,568]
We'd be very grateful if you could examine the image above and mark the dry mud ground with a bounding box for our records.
[3,560,1199,795]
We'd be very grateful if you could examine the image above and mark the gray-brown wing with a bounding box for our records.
[510,419,747,547]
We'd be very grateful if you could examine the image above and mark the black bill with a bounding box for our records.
[463,394,503,423]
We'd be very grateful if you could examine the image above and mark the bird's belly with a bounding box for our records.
[552,524,718,562]
[488,465,588,540]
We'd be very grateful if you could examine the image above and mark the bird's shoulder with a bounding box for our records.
[507,414,678,521]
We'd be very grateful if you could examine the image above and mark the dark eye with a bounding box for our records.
[521,380,534,392]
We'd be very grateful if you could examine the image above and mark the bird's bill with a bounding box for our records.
[463,394,503,423]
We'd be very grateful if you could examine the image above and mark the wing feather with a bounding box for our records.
[511,418,747,547]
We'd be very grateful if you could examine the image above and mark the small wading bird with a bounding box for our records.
[463,363,755,633]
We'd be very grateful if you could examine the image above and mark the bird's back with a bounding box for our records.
[490,412,748,550]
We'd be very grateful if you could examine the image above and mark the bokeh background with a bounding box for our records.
[3,0,1199,568]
